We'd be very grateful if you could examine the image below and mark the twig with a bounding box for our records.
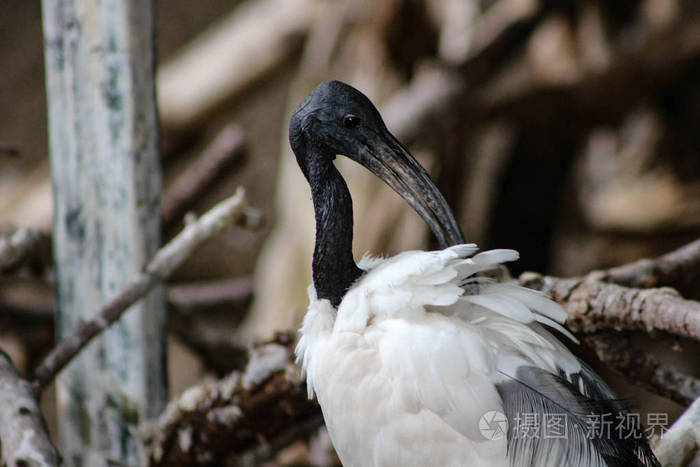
[0,350,61,466]
[519,272,700,340]
[604,238,700,289]
[32,188,260,390]
[162,124,246,227]
[0,228,50,273]
[653,396,700,467]
[140,334,322,466]
[584,333,700,406]
[167,277,253,313]
[1,276,253,321]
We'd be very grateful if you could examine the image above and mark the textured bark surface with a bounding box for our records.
[653,396,700,467]
[605,238,700,290]
[32,189,256,391]
[42,1,166,465]
[519,272,700,340]
[585,334,700,406]
[0,351,61,466]
[141,334,321,466]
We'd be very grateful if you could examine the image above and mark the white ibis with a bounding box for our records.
[291,80,659,467]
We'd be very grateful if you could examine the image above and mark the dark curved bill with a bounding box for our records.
[355,129,465,248]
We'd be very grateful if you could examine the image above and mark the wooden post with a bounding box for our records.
[42,1,166,465]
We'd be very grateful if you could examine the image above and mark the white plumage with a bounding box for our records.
[289,80,658,467]
[296,245,586,467]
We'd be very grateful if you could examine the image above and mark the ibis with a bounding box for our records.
[291,80,659,467]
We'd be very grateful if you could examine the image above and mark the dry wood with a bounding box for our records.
[167,277,253,314]
[605,238,700,289]
[519,271,700,341]
[163,124,246,227]
[140,333,321,467]
[32,188,260,391]
[653,395,700,467]
[43,0,166,462]
[0,351,61,466]
[584,333,700,406]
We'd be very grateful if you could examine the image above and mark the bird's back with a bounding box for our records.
[296,245,658,467]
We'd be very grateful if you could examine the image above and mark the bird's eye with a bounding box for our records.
[343,114,359,128]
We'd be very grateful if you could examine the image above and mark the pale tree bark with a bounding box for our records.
[42,1,166,465]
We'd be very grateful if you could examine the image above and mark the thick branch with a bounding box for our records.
[0,351,61,466]
[584,334,700,406]
[32,188,260,390]
[141,334,321,466]
[167,277,253,313]
[653,396,700,467]
[519,272,700,340]
[604,238,700,289]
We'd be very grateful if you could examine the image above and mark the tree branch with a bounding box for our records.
[32,188,261,391]
[519,272,700,340]
[653,395,700,467]
[162,124,246,228]
[584,333,700,406]
[0,351,61,466]
[167,277,253,313]
[140,333,321,466]
[604,238,700,289]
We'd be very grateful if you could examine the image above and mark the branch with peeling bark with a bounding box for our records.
[584,333,700,406]
[604,238,700,290]
[518,271,700,340]
[653,395,700,467]
[32,188,261,391]
[140,333,321,466]
[0,351,60,466]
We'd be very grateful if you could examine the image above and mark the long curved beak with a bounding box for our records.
[354,130,465,248]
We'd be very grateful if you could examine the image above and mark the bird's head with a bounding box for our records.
[289,80,464,248]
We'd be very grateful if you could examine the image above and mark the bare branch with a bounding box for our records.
[519,272,700,341]
[604,238,700,289]
[32,188,260,390]
[0,228,50,273]
[0,351,61,466]
[140,334,321,466]
[653,395,700,467]
[584,333,700,406]
[162,124,246,227]
[167,277,253,313]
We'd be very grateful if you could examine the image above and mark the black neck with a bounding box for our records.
[308,159,363,307]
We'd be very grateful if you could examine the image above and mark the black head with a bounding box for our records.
[289,80,464,248]
[289,81,385,178]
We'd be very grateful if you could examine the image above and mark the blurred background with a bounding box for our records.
[1,0,699,459]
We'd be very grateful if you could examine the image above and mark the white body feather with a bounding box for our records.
[296,245,590,467]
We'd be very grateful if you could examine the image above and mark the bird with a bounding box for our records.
[290,80,660,467]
